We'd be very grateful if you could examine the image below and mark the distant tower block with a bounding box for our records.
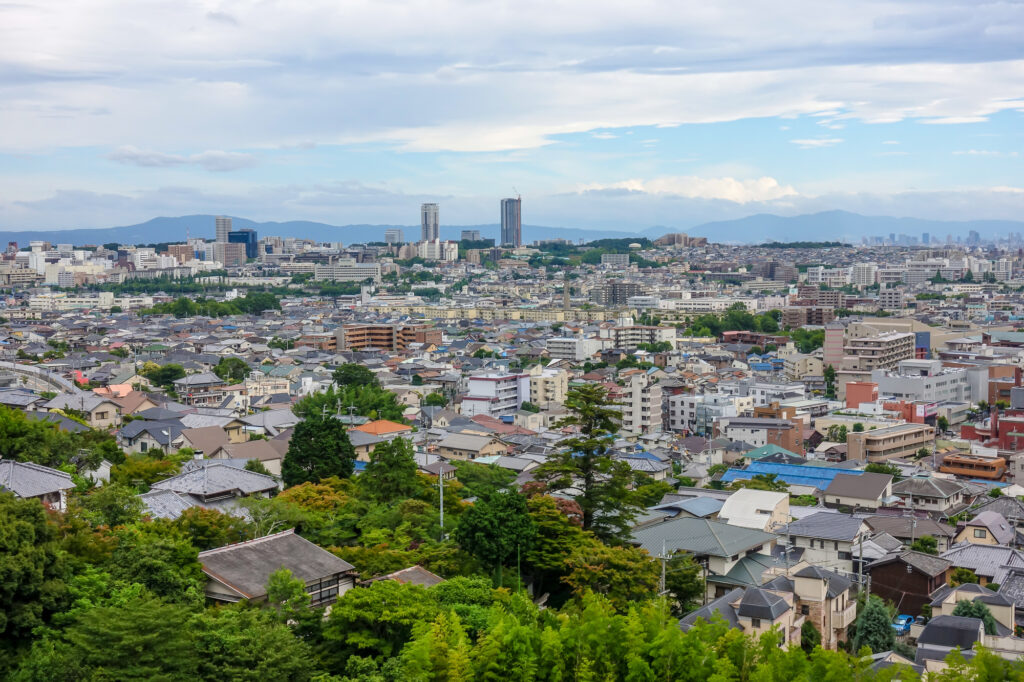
[215,216,232,243]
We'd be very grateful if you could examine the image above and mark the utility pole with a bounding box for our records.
[438,467,444,542]
[659,540,667,595]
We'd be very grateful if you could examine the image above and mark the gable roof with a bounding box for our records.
[151,461,278,498]
[824,472,892,500]
[679,587,744,631]
[965,511,1015,545]
[0,460,74,498]
[868,550,952,577]
[352,419,412,436]
[197,529,355,599]
[631,517,776,558]
[737,587,790,620]
[787,511,866,541]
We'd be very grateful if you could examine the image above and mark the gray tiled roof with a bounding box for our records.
[139,489,196,520]
[152,461,278,497]
[916,615,984,650]
[737,587,789,620]
[787,511,865,541]
[794,565,853,598]
[893,476,967,499]
[868,550,952,577]
[198,529,354,599]
[679,587,744,631]
[631,517,776,557]
[940,543,1024,581]
[0,460,74,498]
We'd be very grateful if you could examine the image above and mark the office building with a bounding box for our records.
[500,197,521,247]
[313,259,382,283]
[421,203,439,242]
[589,281,643,306]
[384,229,404,244]
[228,229,258,259]
[215,216,232,243]
[461,230,481,241]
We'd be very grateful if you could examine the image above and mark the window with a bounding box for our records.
[801,604,810,616]
[834,542,839,551]
[751,618,761,628]
[974,529,987,539]
[838,551,852,561]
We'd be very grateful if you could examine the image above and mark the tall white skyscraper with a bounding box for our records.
[215,216,232,243]
[500,197,521,247]
[421,203,439,242]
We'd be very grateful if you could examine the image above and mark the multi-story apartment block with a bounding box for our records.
[589,281,643,305]
[337,324,442,352]
[545,336,605,361]
[461,373,531,418]
[607,325,675,350]
[618,370,662,436]
[313,259,382,283]
[845,423,935,462]
[528,366,568,409]
[842,331,915,372]
[871,359,973,403]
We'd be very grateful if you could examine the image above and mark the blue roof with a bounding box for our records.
[721,461,865,491]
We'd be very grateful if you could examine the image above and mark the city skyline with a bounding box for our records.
[1,1,1023,231]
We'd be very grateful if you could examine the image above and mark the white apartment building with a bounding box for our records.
[870,359,975,403]
[619,371,662,436]
[546,336,605,361]
[417,239,459,262]
[461,373,531,417]
[849,263,878,287]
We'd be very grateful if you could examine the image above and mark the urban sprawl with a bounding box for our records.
[8,205,1024,679]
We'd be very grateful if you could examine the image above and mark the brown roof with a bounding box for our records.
[352,419,412,436]
[216,440,284,462]
[823,472,892,500]
[181,425,231,456]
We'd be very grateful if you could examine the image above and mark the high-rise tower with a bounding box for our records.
[215,216,232,243]
[500,197,521,247]
[421,203,439,242]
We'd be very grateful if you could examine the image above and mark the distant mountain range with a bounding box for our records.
[1,210,1022,246]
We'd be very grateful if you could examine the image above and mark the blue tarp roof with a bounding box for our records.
[721,461,865,491]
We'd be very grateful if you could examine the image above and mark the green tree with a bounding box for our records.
[319,580,439,670]
[422,392,449,407]
[75,483,144,528]
[143,363,186,388]
[454,490,536,586]
[245,459,272,476]
[191,606,318,680]
[18,598,198,680]
[452,460,517,498]
[665,552,704,617]
[110,523,204,600]
[363,437,420,502]
[282,415,357,486]
[533,384,641,543]
[852,422,864,432]
[937,415,949,432]
[333,363,379,388]
[852,595,895,654]
[400,611,474,681]
[520,401,541,413]
[952,599,998,635]
[801,620,821,652]
[910,535,938,555]
[729,473,789,492]
[213,357,250,383]
[174,506,251,550]
[950,567,980,586]
[865,462,901,480]
[0,494,69,671]
[824,364,837,399]
[561,543,660,611]
[110,454,179,491]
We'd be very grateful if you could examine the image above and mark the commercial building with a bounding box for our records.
[781,306,835,328]
[215,215,232,243]
[871,360,973,403]
[421,203,440,242]
[500,197,521,247]
[313,259,382,283]
[228,229,258,259]
[384,229,404,244]
[460,230,481,241]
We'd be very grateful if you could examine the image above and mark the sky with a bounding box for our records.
[1,0,1023,232]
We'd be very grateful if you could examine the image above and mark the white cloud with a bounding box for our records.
[591,132,617,139]
[790,138,844,149]
[953,149,1019,157]
[107,146,257,171]
[576,175,799,203]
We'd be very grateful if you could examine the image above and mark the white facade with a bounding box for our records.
[461,373,531,417]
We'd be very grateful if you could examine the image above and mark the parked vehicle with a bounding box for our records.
[891,614,914,636]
